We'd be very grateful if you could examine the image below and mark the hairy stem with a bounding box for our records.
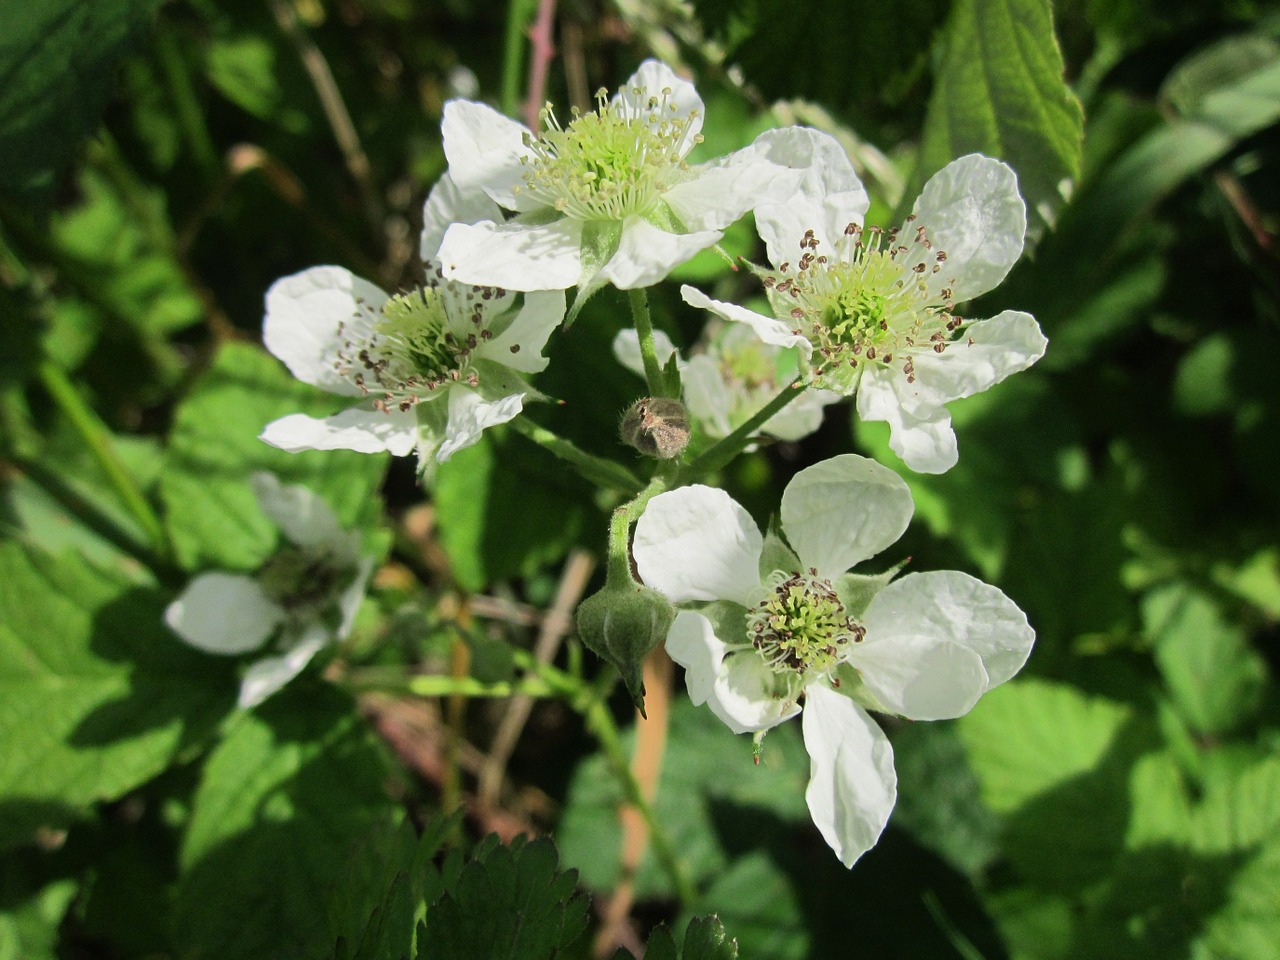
[628,288,667,397]
[510,416,645,494]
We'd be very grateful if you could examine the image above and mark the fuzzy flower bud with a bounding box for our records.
[576,577,676,713]
[620,397,691,459]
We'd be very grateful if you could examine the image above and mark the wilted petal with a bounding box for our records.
[914,154,1026,303]
[259,408,419,457]
[681,285,811,356]
[860,570,1034,716]
[438,219,583,292]
[165,573,284,654]
[437,387,525,462]
[634,485,763,606]
[780,454,914,578]
[441,99,537,211]
[264,266,386,397]
[802,683,897,868]
[708,649,803,735]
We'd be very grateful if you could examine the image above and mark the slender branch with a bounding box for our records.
[522,0,558,132]
[627,288,667,397]
[36,361,170,560]
[264,0,384,232]
[509,417,645,494]
[680,378,808,481]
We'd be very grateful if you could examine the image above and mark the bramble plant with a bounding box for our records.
[3,2,1278,959]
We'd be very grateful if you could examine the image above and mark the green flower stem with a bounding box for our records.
[583,694,697,906]
[605,476,669,581]
[500,0,539,118]
[509,417,645,495]
[154,19,219,179]
[408,674,557,699]
[36,360,170,561]
[679,377,808,482]
[628,287,667,397]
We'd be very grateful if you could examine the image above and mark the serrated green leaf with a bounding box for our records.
[690,855,805,960]
[432,430,589,593]
[1144,583,1267,735]
[175,686,401,960]
[0,0,157,210]
[908,0,1084,238]
[160,341,387,571]
[681,915,739,960]
[0,541,232,850]
[557,698,809,898]
[418,834,589,960]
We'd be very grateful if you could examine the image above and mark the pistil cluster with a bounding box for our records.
[746,568,866,676]
[514,85,701,221]
[258,546,355,619]
[762,217,963,389]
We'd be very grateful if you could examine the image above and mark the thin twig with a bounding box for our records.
[522,0,558,132]
[478,550,595,812]
[264,0,384,232]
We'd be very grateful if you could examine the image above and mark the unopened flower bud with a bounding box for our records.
[576,577,676,713]
[620,397,690,459]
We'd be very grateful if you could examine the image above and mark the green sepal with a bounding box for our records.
[758,521,800,581]
[576,576,676,715]
[661,352,684,399]
[833,558,907,618]
[701,600,748,650]
[472,358,541,403]
[413,398,448,485]
[565,221,624,327]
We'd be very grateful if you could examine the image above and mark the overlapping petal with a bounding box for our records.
[441,99,536,211]
[260,408,419,457]
[681,286,811,356]
[438,219,584,292]
[238,627,329,709]
[165,573,284,655]
[437,388,526,462]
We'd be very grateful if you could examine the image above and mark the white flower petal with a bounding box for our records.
[856,371,959,474]
[437,388,525,462]
[238,628,329,709]
[847,634,989,721]
[906,310,1047,405]
[913,154,1026,303]
[611,328,680,380]
[165,573,284,654]
[802,683,897,868]
[480,290,566,374]
[861,570,1034,711]
[708,650,803,734]
[249,472,346,552]
[666,610,729,708]
[437,219,584,292]
[596,218,722,290]
[633,485,763,606]
[420,171,505,261]
[263,266,387,397]
[763,389,839,442]
[681,285,811,356]
[682,355,735,437]
[259,408,419,456]
[615,59,704,154]
[780,454,914,579]
[441,99,537,211]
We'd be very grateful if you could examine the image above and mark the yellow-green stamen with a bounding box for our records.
[746,568,865,676]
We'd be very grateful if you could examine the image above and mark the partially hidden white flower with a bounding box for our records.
[612,324,839,443]
[682,137,1048,473]
[632,454,1034,867]
[164,473,375,708]
[436,60,823,306]
[260,174,566,472]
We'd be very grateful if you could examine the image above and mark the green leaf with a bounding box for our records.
[0,541,232,850]
[907,0,1084,238]
[1143,583,1267,736]
[680,916,739,960]
[0,0,157,210]
[0,865,77,960]
[175,686,402,960]
[433,429,590,593]
[557,698,809,898]
[417,834,589,960]
[160,341,387,571]
[692,856,805,960]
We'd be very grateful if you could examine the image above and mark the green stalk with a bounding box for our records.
[679,378,808,481]
[628,287,666,396]
[584,696,697,905]
[509,417,645,495]
[500,0,538,118]
[37,361,170,561]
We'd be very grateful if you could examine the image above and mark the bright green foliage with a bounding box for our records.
[0,868,76,960]
[0,541,232,850]
[907,0,1085,236]
[619,915,738,960]
[160,341,387,571]
[416,834,589,960]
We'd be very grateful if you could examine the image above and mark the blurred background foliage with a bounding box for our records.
[0,0,1278,957]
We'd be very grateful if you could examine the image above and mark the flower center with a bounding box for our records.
[746,568,865,676]
[763,219,962,388]
[338,278,508,412]
[259,546,355,618]
[515,86,701,221]
[719,335,779,391]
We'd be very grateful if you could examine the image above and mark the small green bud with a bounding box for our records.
[620,397,691,459]
[576,577,676,714]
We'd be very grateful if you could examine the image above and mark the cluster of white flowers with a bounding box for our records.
[168,60,1046,869]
